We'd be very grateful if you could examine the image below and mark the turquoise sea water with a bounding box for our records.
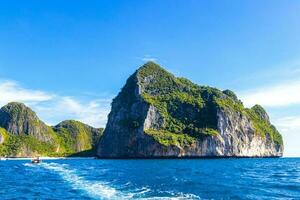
[0,158,299,199]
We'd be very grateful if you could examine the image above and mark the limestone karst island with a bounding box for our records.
[0,62,283,158]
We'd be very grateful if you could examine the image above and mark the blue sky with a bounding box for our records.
[0,1,300,156]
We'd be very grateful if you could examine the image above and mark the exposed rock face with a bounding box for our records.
[97,73,151,157]
[97,62,283,158]
[0,102,55,142]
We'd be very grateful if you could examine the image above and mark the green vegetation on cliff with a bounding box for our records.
[135,62,282,146]
[137,62,223,145]
[138,63,220,138]
[245,105,283,145]
[145,129,196,147]
[215,99,283,145]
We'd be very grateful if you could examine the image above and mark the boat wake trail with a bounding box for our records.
[40,162,121,199]
[24,162,200,200]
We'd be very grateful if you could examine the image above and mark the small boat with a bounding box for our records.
[0,157,7,161]
[31,157,42,164]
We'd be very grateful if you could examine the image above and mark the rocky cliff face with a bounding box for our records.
[97,62,283,158]
[0,102,103,157]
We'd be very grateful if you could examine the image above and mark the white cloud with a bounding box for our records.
[55,97,110,127]
[274,116,300,129]
[0,80,54,106]
[141,55,157,62]
[272,116,300,157]
[239,80,300,107]
[0,80,111,128]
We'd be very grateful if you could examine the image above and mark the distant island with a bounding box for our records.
[97,62,283,158]
[0,102,103,157]
[0,62,283,158]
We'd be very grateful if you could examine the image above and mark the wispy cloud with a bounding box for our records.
[141,55,157,62]
[239,80,300,108]
[274,116,300,130]
[0,80,111,128]
[272,116,300,157]
[33,96,111,128]
[0,80,54,105]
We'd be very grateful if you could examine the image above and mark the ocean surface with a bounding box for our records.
[0,158,299,200]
